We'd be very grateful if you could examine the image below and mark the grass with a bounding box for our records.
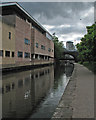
[81,61,96,74]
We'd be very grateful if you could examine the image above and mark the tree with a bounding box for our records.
[76,23,96,63]
[53,35,64,60]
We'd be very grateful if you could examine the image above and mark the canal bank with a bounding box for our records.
[52,63,94,118]
[1,62,54,74]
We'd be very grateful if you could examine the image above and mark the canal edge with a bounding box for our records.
[52,63,77,118]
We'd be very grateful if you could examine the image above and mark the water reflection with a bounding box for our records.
[1,64,74,119]
[2,66,54,118]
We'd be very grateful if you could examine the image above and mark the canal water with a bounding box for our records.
[1,64,74,119]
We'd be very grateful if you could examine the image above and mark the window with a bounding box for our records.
[12,52,14,57]
[43,46,45,50]
[36,43,38,48]
[41,45,45,50]
[24,52,30,58]
[52,49,53,52]
[9,32,11,40]
[18,51,23,58]
[5,51,10,57]
[0,50,3,57]
[48,48,51,52]
[24,38,30,45]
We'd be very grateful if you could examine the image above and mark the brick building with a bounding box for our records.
[0,2,54,68]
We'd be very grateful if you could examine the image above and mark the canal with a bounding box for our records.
[1,64,74,119]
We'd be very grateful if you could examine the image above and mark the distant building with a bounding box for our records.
[66,41,75,50]
[0,2,54,68]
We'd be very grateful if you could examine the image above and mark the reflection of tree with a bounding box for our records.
[54,65,65,90]
[65,64,74,77]
[54,64,74,90]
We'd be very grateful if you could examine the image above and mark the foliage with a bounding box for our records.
[76,23,96,63]
[83,61,96,74]
[53,35,64,59]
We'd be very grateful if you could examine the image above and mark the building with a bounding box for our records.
[66,41,75,51]
[0,2,54,69]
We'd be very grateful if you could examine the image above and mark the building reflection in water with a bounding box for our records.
[2,65,54,118]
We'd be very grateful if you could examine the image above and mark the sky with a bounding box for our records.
[18,2,94,47]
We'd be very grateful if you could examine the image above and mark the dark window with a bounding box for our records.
[12,52,14,57]
[9,32,11,39]
[0,50,3,57]
[43,46,45,50]
[36,43,38,48]
[24,38,30,45]
[18,51,23,58]
[5,51,10,57]
[41,45,45,50]
[48,48,51,52]
[24,52,30,58]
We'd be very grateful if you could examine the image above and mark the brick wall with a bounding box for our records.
[31,28,54,58]
[15,16,31,63]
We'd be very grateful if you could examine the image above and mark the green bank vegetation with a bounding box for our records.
[76,23,96,73]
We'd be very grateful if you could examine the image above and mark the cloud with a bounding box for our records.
[19,2,94,46]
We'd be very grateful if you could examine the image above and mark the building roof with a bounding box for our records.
[66,41,73,43]
[0,2,52,37]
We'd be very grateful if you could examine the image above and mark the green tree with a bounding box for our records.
[76,23,96,63]
[53,35,64,60]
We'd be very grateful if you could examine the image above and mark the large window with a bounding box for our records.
[9,32,11,40]
[24,52,30,58]
[41,45,45,50]
[24,38,30,45]
[36,43,38,48]
[18,51,23,58]
[5,51,10,57]
[0,50,3,57]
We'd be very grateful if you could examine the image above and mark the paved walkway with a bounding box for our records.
[52,63,94,118]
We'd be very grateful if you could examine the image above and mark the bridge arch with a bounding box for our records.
[63,50,78,62]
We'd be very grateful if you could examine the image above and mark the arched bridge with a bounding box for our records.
[61,50,78,62]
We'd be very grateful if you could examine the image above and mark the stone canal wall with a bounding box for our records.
[52,63,94,118]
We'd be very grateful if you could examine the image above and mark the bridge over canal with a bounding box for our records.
[60,50,78,62]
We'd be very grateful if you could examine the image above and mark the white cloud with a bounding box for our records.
[43,25,55,30]
[58,33,84,47]
[59,24,71,28]
[82,6,94,19]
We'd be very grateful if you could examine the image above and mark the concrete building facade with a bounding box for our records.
[0,2,54,68]
[66,41,75,51]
